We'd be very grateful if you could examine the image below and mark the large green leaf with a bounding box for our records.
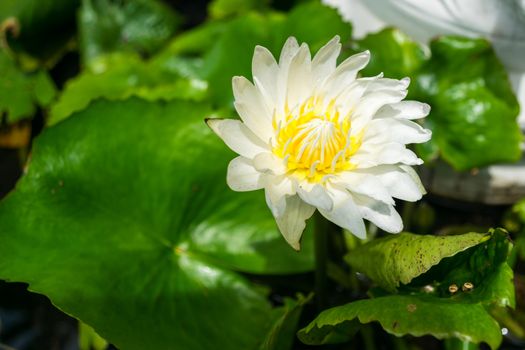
[349,27,428,79]
[0,51,56,123]
[412,36,522,170]
[346,231,490,292]
[298,294,502,349]
[0,0,79,60]
[48,53,208,125]
[0,98,314,349]
[78,0,181,65]
[154,21,228,60]
[347,230,514,307]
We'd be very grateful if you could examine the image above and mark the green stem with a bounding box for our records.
[391,336,410,350]
[444,339,478,350]
[360,324,375,350]
[401,201,414,232]
[313,211,329,310]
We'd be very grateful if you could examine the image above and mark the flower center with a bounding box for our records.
[273,97,361,181]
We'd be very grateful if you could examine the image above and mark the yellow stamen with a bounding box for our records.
[273,97,362,182]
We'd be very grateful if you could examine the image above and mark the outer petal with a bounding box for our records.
[264,175,295,218]
[335,172,394,205]
[206,119,269,158]
[279,37,300,67]
[297,183,333,211]
[232,76,274,142]
[333,79,369,118]
[321,51,370,98]
[351,90,408,133]
[273,195,316,251]
[364,118,432,145]
[227,156,265,192]
[363,77,410,92]
[253,152,287,175]
[359,165,426,201]
[375,101,431,120]
[353,193,403,233]
[252,45,279,106]
[319,188,367,239]
[351,142,423,168]
[312,35,341,87]
[276,37,300,115]
[286,43,312,110]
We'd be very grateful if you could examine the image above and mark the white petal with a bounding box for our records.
[351,142,423,168]
[375,101,431,120]
[207,119,269,158]
[279,37,300,67]
[297,183,333,211]
[253,77,276,115]
[333,80,368,118]
[253,152,287,175]
[312,35,341,87]
[286,43,312,110]
[227,156,265,192]
[322,50,370,97]
[252,45,279,103]
[351,90,408,133]
[360,165,426,201]
[364,118,432,145]
[353,194,403,233]
[275,37,301,115]
[364,77,410,92]
[232,76,273,142]
[273,195,315,251]
[335,172,394,205]
[265,176,296,218]
[319,188,367,239]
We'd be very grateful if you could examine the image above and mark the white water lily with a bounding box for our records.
[207,36,431,250]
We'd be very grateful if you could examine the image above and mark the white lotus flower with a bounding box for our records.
[207,36,431,250]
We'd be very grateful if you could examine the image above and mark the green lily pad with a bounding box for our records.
[0,0,79,60]
[154,21,228,60]
[0,51,56,123]
[349,27,428,79]
[346,231,491,292]
[0,98,314,350]
[78,0,181,65]
[48,53,208,125]
[298,294,502,349]
[406,229,515,308]
[412,36,522,170]
[347,230,514,308]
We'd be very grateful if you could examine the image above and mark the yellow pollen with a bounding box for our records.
[273,97,361,182]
